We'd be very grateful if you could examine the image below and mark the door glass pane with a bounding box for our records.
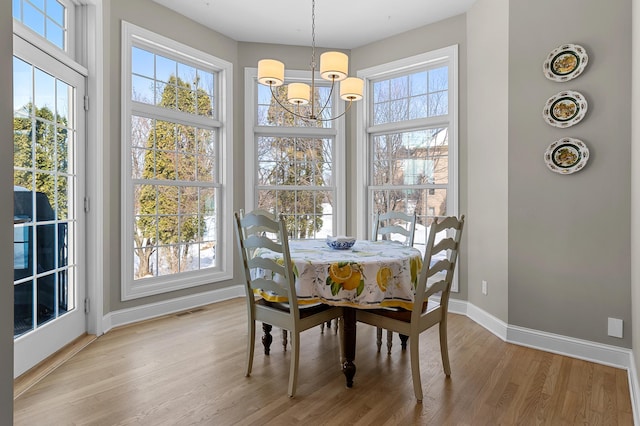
[13,57,77,338]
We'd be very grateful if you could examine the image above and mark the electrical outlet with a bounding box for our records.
[607,318,623,338]
[481,280,488,296]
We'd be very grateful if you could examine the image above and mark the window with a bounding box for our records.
[12,0,71,52]
[121,22,233,300]
[356,46,458,261]
[244,68,346,238]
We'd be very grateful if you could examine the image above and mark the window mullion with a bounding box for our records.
[367,116,449,134]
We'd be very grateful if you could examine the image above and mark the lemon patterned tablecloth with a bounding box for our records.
[255,239,423,310]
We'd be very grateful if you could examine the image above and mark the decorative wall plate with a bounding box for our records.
[543,44,588,82]
[542,90,587,128]
[544,137,589,174]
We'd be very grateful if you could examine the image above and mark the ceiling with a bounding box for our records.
[151,0,476,49]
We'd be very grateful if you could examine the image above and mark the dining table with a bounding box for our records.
[255,238,423,388]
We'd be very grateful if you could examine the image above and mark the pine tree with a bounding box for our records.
[134,75,213,277]
[14,102,69,218]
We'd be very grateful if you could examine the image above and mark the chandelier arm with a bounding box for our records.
[314,98,354,122]
[268,83,353,122]
[311,77,337,120]
[268,83,317,121]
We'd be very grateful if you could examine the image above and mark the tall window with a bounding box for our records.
[357,46,458,259]
[244,69,346,238]
[121,22,233,300]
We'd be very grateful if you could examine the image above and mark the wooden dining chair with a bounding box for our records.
[234,210,342,398]
[240,208,336,346]
[357,215,465,403]
[371,210,418,353]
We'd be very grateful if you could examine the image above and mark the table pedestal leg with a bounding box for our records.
[341,308,356,388]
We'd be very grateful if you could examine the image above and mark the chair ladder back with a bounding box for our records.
[372,211,417,246]
[414,215,465,310]
[234,211,298,305]
[239,208,279,241]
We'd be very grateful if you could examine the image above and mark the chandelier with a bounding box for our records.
[257,0,364,122]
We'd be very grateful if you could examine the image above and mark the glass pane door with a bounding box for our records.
[13,36,85,377]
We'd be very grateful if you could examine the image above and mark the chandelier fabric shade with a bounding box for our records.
[256,0,363,122]
[257,59,285,86]
[319,52,348,81]
[287,82,311,105]
[340,77,364,101]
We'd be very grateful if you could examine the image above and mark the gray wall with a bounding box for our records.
[350,14,469,300]
[632,0,640,396]
[105,0,239,313]
[466,0,509,321]
[1,1,14,423]
[508,0,632,346]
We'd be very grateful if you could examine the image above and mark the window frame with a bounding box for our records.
[355,45,459,290]
[244,67,347,237]
[121,21,233,300]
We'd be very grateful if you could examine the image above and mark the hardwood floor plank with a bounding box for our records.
[13,298,633,425]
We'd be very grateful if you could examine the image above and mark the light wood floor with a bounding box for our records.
[14,298,634,425]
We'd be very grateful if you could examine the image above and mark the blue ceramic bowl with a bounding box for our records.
[326,236,356,250]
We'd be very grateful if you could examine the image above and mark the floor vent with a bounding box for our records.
[175,308,205,317]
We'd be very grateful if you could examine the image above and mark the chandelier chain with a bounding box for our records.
[311,0,316,69]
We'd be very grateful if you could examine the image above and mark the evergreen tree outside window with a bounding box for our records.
[121,22,233,300]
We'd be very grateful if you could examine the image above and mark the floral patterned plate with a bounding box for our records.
[544,137,589,174]
[543,44,588,82]
[542,90,587,128]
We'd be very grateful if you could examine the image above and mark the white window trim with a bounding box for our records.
[120,21,233,300]
[244,67,346,236]
[355,44,459,290]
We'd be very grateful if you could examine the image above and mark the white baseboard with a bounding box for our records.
[456,300,639,422]
[102,285,244,333]
[506,324,633,370]
[629,354,640,426]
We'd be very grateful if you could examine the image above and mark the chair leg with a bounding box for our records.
[386,329,393,354]
[399,334,409,350]
[335,317,340,335]
[262,323,273,355]
[246,319,255,377]
[439,320,451,376]
[338,317,345,366]
[409,335,423,403]
[376,327,383,352]
[282,329,288,351]
[288,332,300,398]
